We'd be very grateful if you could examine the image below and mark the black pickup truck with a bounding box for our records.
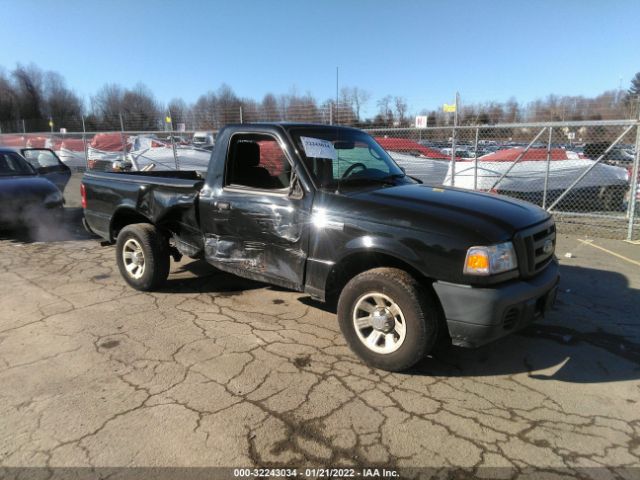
[82,123,559,371]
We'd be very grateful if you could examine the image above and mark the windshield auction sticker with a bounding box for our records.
[300,136,337,160]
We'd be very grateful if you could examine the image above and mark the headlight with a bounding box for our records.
[44,190,63,205]
[464,241,518,276]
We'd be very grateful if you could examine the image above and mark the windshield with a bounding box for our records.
[290,128,409,190]
[0,152,35,177]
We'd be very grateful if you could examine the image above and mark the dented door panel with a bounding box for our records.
[202,189,310,290]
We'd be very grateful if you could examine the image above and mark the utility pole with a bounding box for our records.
[450,92,460,186]
[335,66,339,125]
[81,115,89,169]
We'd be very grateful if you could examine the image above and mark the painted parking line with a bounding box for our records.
[578,239,640,267]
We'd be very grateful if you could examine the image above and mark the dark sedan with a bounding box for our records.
[0,147,66,228]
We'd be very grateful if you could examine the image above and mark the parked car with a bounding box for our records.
[52,138,87,170]
[86,133,130,171]
[0,147,66,228]
[375,137,450,186]
[446,147,630,211]
[82,123,559,372]
[19,148,72,192]
[86,133,211,172]
[192,131,215,147]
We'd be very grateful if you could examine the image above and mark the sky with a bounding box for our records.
[1,0,639,118]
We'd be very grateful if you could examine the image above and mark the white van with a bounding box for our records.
[192,131,215,147]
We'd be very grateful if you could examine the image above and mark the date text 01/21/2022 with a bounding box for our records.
[233,467,399,477]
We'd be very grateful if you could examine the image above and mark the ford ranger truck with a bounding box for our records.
[82,123,559,372]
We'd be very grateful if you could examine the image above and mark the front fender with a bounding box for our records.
[304,233,432,302]
[340,235,422,266]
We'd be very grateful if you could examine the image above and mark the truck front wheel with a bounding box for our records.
[337,267,442,372]
[115,223,170,291]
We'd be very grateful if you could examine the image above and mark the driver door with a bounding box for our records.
[21,148,71,192]
[202,133,311,291]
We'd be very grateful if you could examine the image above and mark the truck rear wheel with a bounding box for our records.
[115,223,170,291]
[337,267,441,372]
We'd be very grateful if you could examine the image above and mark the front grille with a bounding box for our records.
[513,218,556,279]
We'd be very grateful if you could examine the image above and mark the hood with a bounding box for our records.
[0,175,60,202]
[323,183,550,243]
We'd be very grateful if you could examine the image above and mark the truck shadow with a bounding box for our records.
[408,264,640,384]
[155,258,640,385]
[162,260,266,295]
[0,208,96,244]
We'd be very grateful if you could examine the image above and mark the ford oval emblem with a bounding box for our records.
[543,239,553,254]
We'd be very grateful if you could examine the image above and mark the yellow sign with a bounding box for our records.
[443,103,456,113]
[165,116,172,123]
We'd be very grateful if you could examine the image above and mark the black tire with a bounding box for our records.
[337,267,442,372]
[115,223,170,291]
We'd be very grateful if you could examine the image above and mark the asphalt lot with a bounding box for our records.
[0,178,639,478]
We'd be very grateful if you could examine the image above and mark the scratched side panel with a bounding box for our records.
[141,184,204,256]
[203,193,309,290]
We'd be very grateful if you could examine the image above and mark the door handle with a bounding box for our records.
[216,201,231,211]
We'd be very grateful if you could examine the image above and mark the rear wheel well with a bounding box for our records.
[110,209,153,241]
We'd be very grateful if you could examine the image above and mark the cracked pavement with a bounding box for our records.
[0,205,639,477]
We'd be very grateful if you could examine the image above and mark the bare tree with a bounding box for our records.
[394,96,408,125]
[0,71,17,125]
[352,87,371,122]
[340,86,371,122]
[42,71,83,127]
[91,83,124,129]
[167,98,188,128]
[91,83,159,130]
[193,92,217,129]
[12,64,44,127]
[504,97,520,123]
[287,92,320,122]
[240,98,260,123]
[215,83,241,126]
[376,95,394,126]
[121,84,160,130]
[628,72,640,96]
[261,93,280,121]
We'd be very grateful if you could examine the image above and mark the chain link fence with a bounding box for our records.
[368,120,640,241]
[1,120,639,241]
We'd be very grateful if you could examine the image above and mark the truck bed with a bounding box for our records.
[84,169,205,188]
[82,170,205,250]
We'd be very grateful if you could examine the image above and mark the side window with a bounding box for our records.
[0,153,34,175]
[226,134,291,190]
[22,149,60,168]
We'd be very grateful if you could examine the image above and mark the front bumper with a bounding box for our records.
[432,260,559,348]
